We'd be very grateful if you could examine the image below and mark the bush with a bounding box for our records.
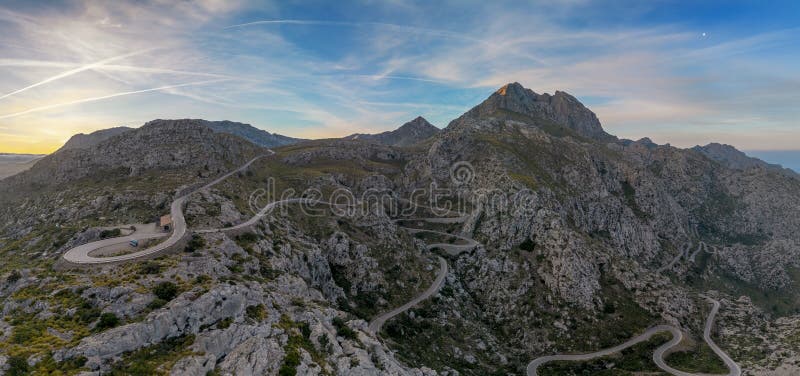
[246,304,267,321]
[278,348,301,376]
[96,312,120,331]
[152,281,178,301]
[138,261,161,275]
[100,228,122,239]
[519,237,536,252]
[147,298,167,310]
[184,234,206,252]
[6,355,29,376]
[332,317,358,340]
[6,269,21,284]
[75,301,101,324]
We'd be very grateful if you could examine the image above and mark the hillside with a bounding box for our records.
[57,127,133,152]
[0,84,799,375]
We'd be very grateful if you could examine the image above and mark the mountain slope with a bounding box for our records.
[201,119,304,147]
[57,127,133,152]
[345,116,440,146]
[387,83,800,373]
[2,119,263,190]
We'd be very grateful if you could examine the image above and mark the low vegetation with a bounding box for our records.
[538,332,671,375]
[665,342,728,374]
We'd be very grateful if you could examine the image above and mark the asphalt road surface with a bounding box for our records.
[62,153,272,264]
[527,298,741,376]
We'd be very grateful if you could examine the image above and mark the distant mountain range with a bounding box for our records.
[200,120,303,148]
[693,143,798,178]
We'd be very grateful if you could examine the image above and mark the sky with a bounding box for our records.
[0,0,798,159]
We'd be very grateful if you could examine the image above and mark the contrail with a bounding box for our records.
[0,59,232,78]
[0,79,230,120]
[0,49,153,101]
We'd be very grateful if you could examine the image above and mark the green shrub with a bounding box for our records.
[245,304,267,322]
[75,301,101,324]
[185,234,206,252]
[278,348,301,376]
[147,298,167,310]
[152,281,178,301]
[332,317,358,340]
[108,335,194,376]
[6,270,21,284]
[236,232,259,245]
[7,355,29,376]
[519,237,536,252]
[194,274,211,285]
[96,312,120,331]
[138,261,161,274]
[100,228,122,239]
[217,317,233,329]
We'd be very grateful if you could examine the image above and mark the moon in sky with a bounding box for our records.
[702,32,707,37]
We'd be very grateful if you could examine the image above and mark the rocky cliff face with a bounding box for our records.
[346,116,440,147]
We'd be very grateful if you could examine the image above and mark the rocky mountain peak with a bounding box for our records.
[495,81,531,98]
[345,116,439,147]
[398,116,437,132]
[459,82,611,140]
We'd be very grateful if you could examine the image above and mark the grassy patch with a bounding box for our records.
[108,335,195,375]
[538,332,672,375]
[665,343,728,374]
[276,315,329,376]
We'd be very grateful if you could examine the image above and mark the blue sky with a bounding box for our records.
[0,0,798,157]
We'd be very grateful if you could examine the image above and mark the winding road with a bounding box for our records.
[62,152,273,264]
[527,297,741,376]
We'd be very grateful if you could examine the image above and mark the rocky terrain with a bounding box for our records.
[1,83,799,375]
